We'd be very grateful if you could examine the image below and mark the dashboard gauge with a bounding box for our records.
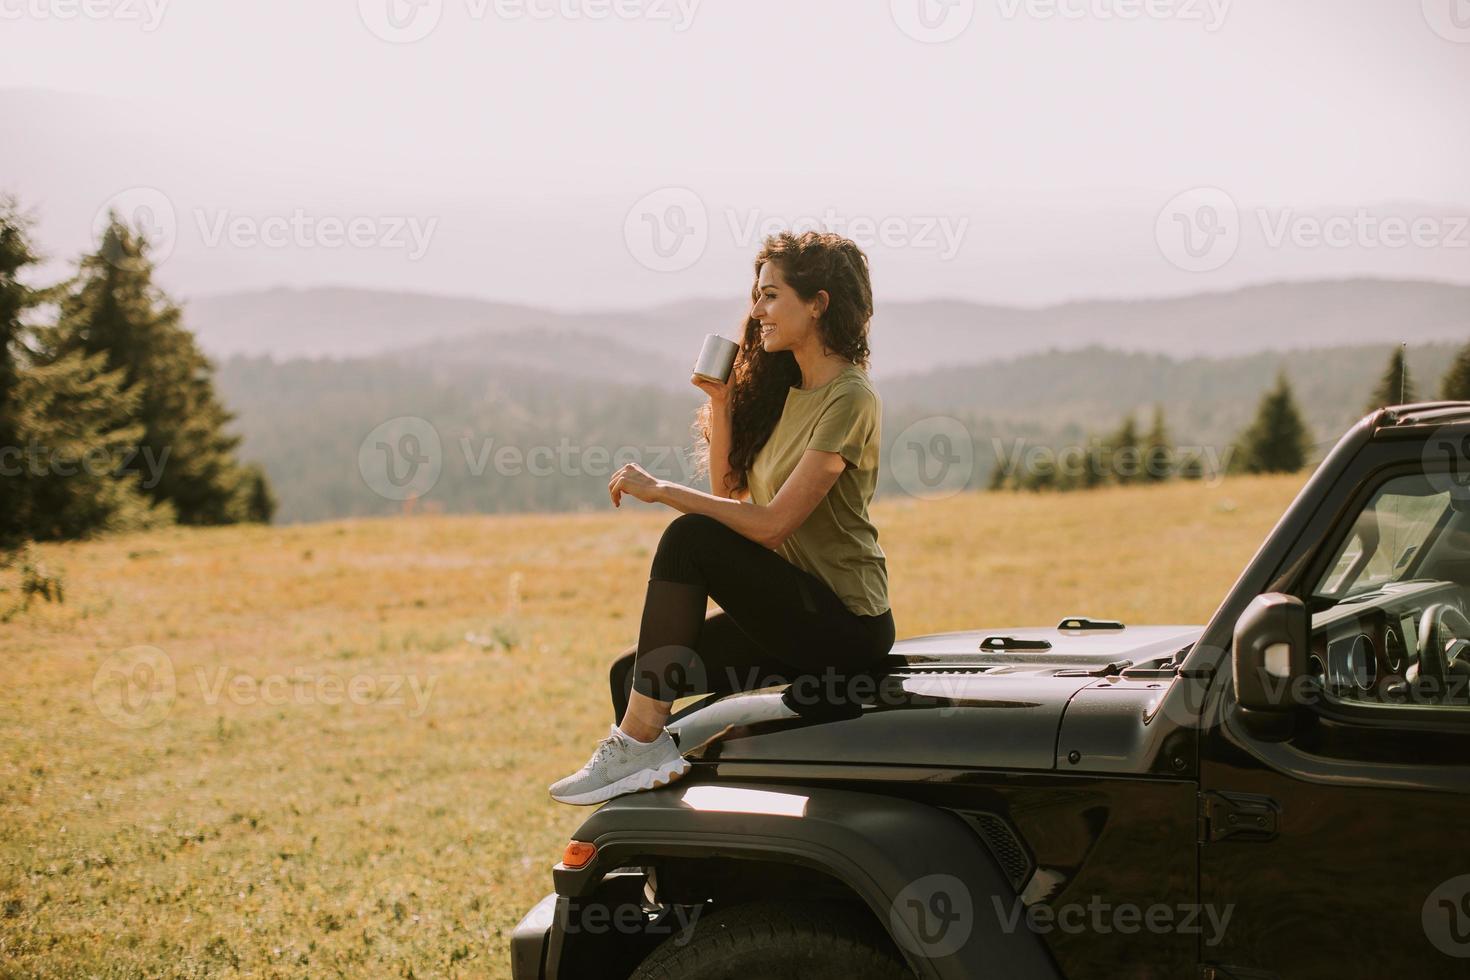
[1383,626,1408,674]
[1348,634,1376,691]
[1327,634,1377,693]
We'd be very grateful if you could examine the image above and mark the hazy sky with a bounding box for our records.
[3,0,1467,309]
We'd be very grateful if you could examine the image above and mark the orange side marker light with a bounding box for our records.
[561,840,596,869]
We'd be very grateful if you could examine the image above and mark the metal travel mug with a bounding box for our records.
[692,333,739,384]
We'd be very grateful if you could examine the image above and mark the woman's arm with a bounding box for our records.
[652,449,844,549]
[705,398,740,499]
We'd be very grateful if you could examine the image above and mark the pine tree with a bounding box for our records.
[1142,405,1173,482]
[12,331,165,540]
[53,216,270,524]
[0,199,29,434]
[2,201,163,542]
[1237,373,1312,474]
[1441,342,1470,401]
[1079,436,1107,490]
[1107,415,1142,485]
[1365,346,1416,412]
[987,454,1012,491]
[237,463,277,523]
[1021,452,1058,492]
[0,198,35,545]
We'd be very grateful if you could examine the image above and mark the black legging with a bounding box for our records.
[609,512,896,722]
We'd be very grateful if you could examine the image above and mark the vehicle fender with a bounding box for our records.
[552,780,1062,980]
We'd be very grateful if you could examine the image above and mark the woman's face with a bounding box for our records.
[750,261,824,354]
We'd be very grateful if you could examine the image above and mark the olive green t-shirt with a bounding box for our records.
[747,363,890,617]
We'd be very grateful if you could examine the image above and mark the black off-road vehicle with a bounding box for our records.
[512,405,1470,980]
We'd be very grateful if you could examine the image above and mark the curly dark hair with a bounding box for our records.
[691,230,874,498]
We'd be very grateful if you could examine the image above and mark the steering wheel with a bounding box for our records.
[1414,604,1470,688]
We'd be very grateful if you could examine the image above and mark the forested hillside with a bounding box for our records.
[216,341,1465,523]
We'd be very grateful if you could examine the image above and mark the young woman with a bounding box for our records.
[549,230,895,805]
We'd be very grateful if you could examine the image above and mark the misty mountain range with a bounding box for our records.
[195,277,1468,523]
[188,277,1470,381]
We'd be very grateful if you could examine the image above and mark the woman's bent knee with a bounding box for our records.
[651,513,723,583]
[662,513,722,544]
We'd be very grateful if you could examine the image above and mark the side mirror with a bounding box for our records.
[1233,593,1308,735]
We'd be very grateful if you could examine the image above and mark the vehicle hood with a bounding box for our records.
[668,624,1203,771]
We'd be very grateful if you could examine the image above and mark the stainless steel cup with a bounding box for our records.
[692,333,739,384]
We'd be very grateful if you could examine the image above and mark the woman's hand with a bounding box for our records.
[691,372,734,407]
[610,462,665,508]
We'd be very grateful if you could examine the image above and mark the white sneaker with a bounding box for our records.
[548,724,691,806]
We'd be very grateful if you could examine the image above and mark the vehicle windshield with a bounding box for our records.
[1312,474,1453,602]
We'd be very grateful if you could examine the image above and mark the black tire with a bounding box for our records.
[629,899,914,980]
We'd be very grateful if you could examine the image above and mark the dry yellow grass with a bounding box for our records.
[0,474,1307,978]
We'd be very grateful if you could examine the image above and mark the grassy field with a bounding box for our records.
[0,475,1306,978]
